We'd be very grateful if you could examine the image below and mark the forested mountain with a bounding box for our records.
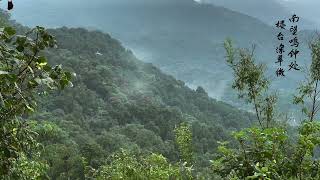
[9,0,314,119]
[35,26,255,177]
[0,10,258,178]
[2,3,320,178]
[8,0,307,96]
[200,0,317,30]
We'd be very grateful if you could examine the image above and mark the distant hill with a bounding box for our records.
[29,27,254,173]
[1,10,256,177]
[201,0,317,30]
[9,0,314,117]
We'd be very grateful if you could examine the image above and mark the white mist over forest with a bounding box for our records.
[2,0,320,179]
[3,0,317,113]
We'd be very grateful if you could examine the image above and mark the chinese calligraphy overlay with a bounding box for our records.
[275,14,300,77]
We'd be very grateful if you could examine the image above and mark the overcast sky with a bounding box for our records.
[279,0,320,27]
[1,0,320,29]
[196,0,320,29]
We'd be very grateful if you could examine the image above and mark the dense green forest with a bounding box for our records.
[11,0,314,123]
[36,26,256,178]
[0,11,256,179]
[2,5,320,179]
[11,0,306,100]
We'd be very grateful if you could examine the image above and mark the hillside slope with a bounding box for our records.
[21,27,254,177]
[201,0,317,30]
[9,0,308,99]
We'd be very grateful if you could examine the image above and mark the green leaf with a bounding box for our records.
[25,104,34,112]
[37,56,47,66]
[27,66,34,77]
[59,79,69,89]
[16,45,24,52]
[4,26,16,36]
[65,72,72,80]
[16,35,27,45]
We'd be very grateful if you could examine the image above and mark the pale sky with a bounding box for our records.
[2,0,320,29]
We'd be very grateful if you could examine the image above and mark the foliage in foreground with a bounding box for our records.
[211,38,320,180]
[30,26,252,178]
[2,14,320,179]
[0,24,71,178]
[213,122,320,179]
[91,149,193,180]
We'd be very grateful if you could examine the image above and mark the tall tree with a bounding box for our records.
[293,35,320,122]
[224,39,276,128]
[0,25,71,177]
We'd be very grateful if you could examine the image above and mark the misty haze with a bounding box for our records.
[1,0,320,179]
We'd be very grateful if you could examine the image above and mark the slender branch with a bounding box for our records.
[17,32,39,78]
[314,103,320,117]
[310,80,318,121]
[253,97,263,128]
